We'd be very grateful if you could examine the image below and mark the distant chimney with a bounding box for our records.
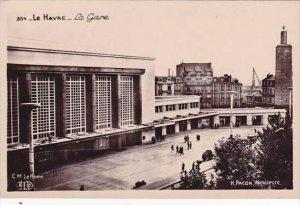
[281,26,287,44]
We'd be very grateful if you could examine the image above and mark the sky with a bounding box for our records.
[3,1,299,85]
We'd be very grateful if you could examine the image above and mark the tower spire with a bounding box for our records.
[281,26,287,44]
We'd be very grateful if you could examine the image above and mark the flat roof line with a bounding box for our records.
[7,46,156,61]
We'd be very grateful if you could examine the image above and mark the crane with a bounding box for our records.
[252,67,261,89]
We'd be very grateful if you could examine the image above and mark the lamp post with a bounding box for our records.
[217,91,237,135]
[21,102,41,177]
[287,87,292,119]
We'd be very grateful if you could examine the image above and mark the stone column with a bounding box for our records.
[117,135,122,151]
[175,122,180,133]
[162,126,167,136]
[247,114,253,126]
[111,75,120,128]
[162,105,167,113]
[19,73,32,143]
[187,120,191,131]
[133,75,142,125]
[214,115,220,126]
[86,74,95,132]
[231,115,236,127]
[55,73,67,138]
[263,114,269,126]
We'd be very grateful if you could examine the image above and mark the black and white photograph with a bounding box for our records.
[1,1,299,198]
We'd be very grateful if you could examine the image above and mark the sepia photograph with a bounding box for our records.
[0,1,299,198]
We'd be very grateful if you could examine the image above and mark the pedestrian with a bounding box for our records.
[80,185,84,191]
[171,145,174,153]
[182,162,185,171]
[189,141,192,149]
[181,146,184,155]
[196,160,200,169]
[176,145,179,154]
[192,162,195,170]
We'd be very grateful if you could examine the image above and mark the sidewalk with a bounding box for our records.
[34,126,263,190]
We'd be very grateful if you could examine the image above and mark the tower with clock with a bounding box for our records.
[274,26,292,107]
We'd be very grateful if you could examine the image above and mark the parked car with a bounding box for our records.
[202,150,213,162]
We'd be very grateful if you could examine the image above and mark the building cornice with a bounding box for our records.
[7,46,155,61]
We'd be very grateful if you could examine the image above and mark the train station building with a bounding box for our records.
[6,46,287,187]
[7,46,157,177]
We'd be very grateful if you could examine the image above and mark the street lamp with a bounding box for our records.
[287,87,292,118]
[21,102,41,177]
[217,91,237,135]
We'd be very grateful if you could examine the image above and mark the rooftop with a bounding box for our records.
[177,62,213,73]
[7,46,155,61]
[155,95,200,101]
[263,74,275,81]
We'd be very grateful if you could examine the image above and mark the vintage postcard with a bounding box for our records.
[0,1,299,199]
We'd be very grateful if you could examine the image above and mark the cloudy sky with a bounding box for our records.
[4,1,299,85]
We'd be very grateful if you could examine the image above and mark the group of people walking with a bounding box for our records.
[184,135,189,143]
[171,145,185,155]
[171,135,194,156]
[184,135,192,150]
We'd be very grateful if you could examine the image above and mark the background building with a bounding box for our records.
[262,74,275,105]
[212,74,242,108]
[240,68,263,107]
[176,63,213,108]
[155,75,184,96]
[241,86,263,107]
[275,27,293,107]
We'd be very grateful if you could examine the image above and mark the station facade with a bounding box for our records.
[7,46,155,177]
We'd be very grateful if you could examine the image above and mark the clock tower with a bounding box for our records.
[275,26,292,106]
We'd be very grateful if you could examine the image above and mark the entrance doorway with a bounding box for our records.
[219,116,230,126]
[236,116,247,126]
[155,127,162,138]
[252,115,262,125]
[166,125,175,135]
[179,121,187,131]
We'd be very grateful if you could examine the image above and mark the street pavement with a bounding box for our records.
[34,126,263,191]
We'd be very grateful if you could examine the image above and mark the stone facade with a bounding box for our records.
[212,74,242,108]
[176,63,213,108]
[275,27,292,106]
[155,76,184,96]
[262,74,275,104]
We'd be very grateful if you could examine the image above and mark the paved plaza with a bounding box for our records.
[34,126,263,191]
